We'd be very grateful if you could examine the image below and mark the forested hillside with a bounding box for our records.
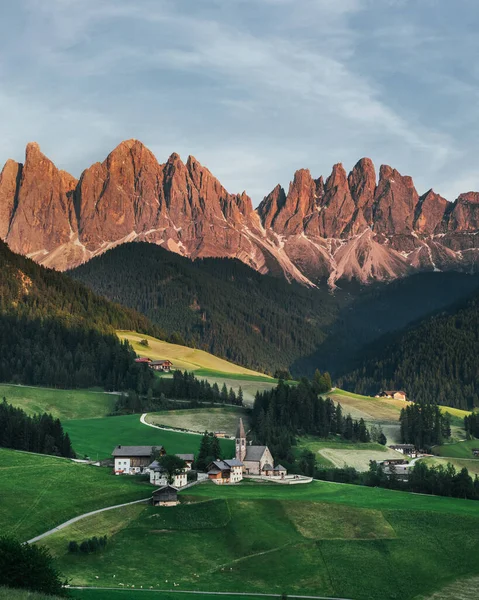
[0,241,156,390]
[70,242,479,377]
[70,242,338,374]
[339,294,479,410]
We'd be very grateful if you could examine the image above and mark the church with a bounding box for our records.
[235,418,287,477]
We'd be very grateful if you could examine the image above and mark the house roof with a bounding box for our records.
[112,445,162,457]
[149,360,172,366]
[148,460,166,472]
[176,454,194,462]
[152,485,178,495]
[244,445,268,462]
[274,464,286,471]
[208,469,221,475]
[389,444,415,449]
[135,357,151,363]
[236,418,246,439]
[262,463,274,471]
[224,459,243,467]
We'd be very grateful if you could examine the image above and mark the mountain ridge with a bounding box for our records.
[2,140,479,286]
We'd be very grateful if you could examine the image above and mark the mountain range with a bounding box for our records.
[2,140,479,286]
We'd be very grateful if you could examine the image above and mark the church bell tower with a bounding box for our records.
[236,418,246,462]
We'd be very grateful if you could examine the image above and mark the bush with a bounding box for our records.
[68,541,79,553]
[0,536,67,597]
[70,535,107,555]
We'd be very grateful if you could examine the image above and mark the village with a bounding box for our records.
[111,418,309,505]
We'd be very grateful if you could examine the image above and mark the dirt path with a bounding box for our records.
[27,497,150,544]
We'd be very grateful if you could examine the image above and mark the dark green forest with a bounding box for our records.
[0,240,156,390]
[339,293,479,409]
[0,398,75,457]
[399,403,451,449]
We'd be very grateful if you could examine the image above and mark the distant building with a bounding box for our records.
[378,391,407,401]
[152,485,178,507]
[214,431,227,438]
[235,418,286,477]
[112,445,165,475]
[472,448,479,457]
[207,459,244,484]
[148,360,173,372]
[149,460,188,488]
[134,357,152,364]
[389,444,417,457]
[175,454,195,470]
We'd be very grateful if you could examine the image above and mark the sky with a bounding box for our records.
[1,0,479,204]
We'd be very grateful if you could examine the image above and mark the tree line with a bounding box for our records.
[0,398,75,458]
[464,412,479,438]
[314,460,479,501]
[113,370,244,414]
[399,403,451,450]
[339,293,479,410]
[251,375,372,462]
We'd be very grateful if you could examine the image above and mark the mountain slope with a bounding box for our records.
[2,140,479,285]
[69,241,479,377]
[0,240,157,389]
[339,292,479,409]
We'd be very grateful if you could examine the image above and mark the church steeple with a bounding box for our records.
[236,418,246,462]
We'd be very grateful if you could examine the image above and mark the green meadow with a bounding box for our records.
[432,439,479,459]
[0,449,153,542]
[64,414,234,460]
[38,480,479,600]
[0,384,117,420]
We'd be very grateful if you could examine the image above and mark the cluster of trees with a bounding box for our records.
[399,403,451,449]
[0,314,153,391]
[113,370,244,414]
[314,461,479,501]
[196,432,222,471]
[0,240,159,391]
[464,412,479,438]
[251,378,371,461]
[0,536,67,597]
[339,293,479,410]
[68,536,108,554]
[0,399,75,457]
[70,242,339,374]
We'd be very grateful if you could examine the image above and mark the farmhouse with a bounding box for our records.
[207,459,244,484]
[472,448,479,457]
[176,454,195,470]
[152,485,178,507]
[378,390,408,401]
[235,418,286,477]
[112,445,165,475]
[389,444,417,457]
[134,357,152,364]
[149,459,188,488]
[149,359,173,372]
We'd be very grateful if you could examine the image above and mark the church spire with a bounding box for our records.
[236,418,246,462]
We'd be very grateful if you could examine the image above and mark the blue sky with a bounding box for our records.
[1,0,479,204]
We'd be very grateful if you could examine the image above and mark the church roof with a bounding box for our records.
[244,445,268,462]
[236,418,246,439]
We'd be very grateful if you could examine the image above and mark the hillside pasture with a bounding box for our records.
[0,448,152,542]
[432,439,479,460]
[117,331,271,378]
[420,456,479,477]
[145,407,250,436]
[64,414,234,460]
[39,480,479,600]
[0,384,117,420]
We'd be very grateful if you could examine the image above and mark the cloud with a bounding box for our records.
[0,0,477,203]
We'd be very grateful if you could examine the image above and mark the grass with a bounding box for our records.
[0,384,117,420]
[39,480,479,600]
[432,439,479,459]
[64,414,234,460]
[420,456,479,477]
[0,448,153,542]
[146,407,249,436]
[0,589,64,600]
[416,575,479,600]
[117,331,272,378]
[70,592,275,600]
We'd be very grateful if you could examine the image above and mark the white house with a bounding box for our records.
[207,459,244,484]
[149,459,188,488]
[112,445,165,475]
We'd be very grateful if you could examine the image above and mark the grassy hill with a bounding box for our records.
[0,448,152,542]
[145,407,250,437]
[0,384,118,420]
[64,414,234,460]
[38,480,479,600]
[432,439,479,459]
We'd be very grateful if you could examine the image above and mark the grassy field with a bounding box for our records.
[417,575,479,600]
[70,592,275,600]
[0,384,117,420]
[432,439,479,459]
[117,331,272,378]
[420,456,479,477]
[0,589,64,600]
[145,407,250,436]
[0,448,153,542]
[39,480,479,600]
[64,414,234,460]
[297,437,394,470]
